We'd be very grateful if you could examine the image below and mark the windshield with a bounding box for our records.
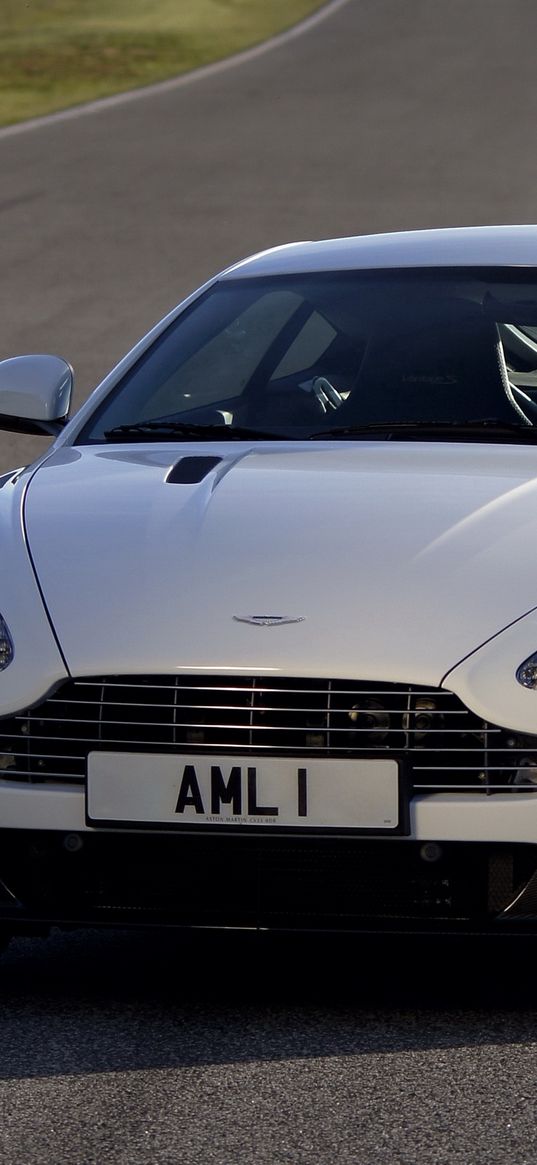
[78,268,537,442]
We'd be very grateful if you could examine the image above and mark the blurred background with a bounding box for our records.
[2,0,537,472]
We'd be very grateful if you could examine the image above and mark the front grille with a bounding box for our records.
[1,675,537,794]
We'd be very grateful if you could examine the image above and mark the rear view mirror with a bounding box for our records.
[0,354,73,435]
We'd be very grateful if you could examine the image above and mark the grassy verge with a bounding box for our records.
[0,0,326,127]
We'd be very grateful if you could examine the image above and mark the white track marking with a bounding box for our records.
[0,0,351,141]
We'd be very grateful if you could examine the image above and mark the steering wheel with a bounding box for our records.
[311,376,344,411]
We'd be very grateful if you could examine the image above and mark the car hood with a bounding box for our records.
[23,441,537,686]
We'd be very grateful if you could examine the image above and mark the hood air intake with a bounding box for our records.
[166,456,222,484]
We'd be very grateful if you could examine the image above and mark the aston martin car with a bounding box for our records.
[4,224,537,940]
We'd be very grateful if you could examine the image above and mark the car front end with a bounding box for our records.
[3,226,537,938]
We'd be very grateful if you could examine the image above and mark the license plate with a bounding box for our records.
[87,753,400,831]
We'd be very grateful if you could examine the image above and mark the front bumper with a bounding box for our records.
[3,628,537,934]
[2,814,537,935]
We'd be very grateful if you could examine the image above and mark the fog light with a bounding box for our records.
[63,833,83,853]
[0,615,13,671]
[420,842,443,863]
[516,653,537,689]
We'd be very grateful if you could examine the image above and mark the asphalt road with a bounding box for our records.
[1,929,537,1164]
[3,0,537,1160]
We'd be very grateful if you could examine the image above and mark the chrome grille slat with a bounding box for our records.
[1,738,530,754]
[0,771,86,782]
[414,784,537,791]
[7,718,495,734]
[56,683,453,697]
[41,700,470,715]
[1,736,526,754]
[0,751,87,760]
[413,764,526,770]
[1,675,535,794]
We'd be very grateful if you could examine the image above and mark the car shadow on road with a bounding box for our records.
[0,928,534,1080]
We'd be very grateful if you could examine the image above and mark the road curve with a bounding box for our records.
[2,0,537,471]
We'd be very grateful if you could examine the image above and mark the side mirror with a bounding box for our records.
[0,355,73,435]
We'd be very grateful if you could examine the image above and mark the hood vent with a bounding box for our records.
[166,456,221,484]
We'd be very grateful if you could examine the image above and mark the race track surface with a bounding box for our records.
[1,929,536,1165]
[2,2,537,1160]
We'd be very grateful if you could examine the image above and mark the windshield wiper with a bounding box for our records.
[309,419,537,440]
[104,421,288,442]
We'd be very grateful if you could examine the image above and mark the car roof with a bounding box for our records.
[222,225,537,279]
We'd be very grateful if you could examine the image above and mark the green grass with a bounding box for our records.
[0,0,325,126]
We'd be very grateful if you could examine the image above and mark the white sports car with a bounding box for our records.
[3,224,537,939]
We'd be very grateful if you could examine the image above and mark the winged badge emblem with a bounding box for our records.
[233,616,305,627]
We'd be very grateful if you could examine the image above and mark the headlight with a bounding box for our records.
[516,652,537,689]
[0,615,13,671]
